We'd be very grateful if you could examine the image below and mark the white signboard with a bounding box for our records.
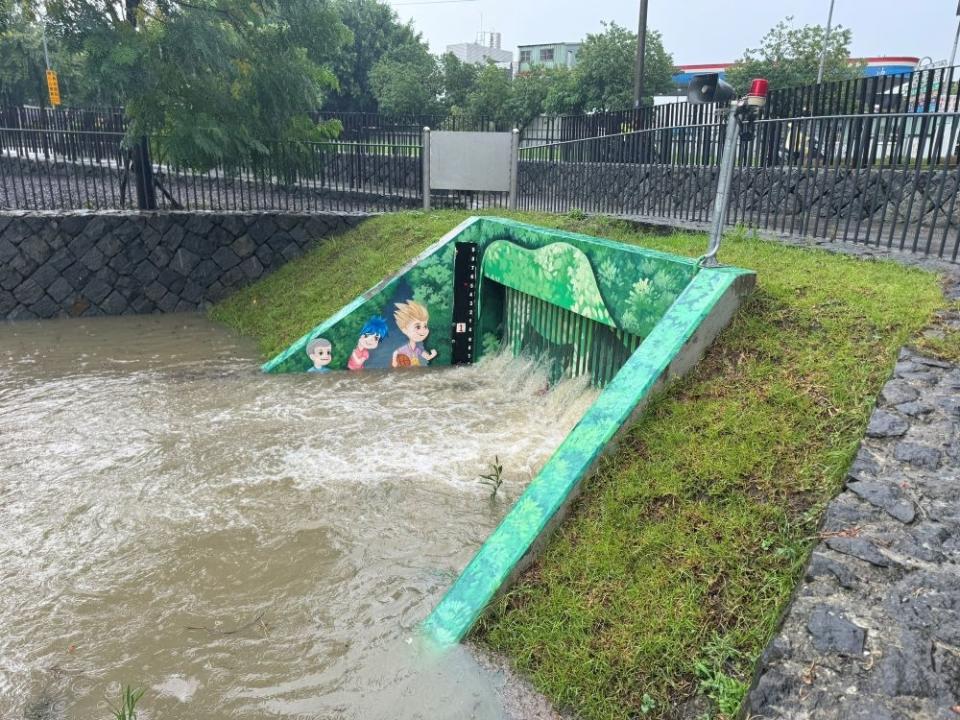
[429,131,513,192]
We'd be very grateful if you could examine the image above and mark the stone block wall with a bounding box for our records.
[0,211,368,320]
[518,162,960,253]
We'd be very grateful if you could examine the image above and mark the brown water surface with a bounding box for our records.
[0,314,594,720]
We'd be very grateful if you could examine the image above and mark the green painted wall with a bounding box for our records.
[263,216,700,376]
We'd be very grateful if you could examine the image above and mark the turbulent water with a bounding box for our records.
[0,314,595,720]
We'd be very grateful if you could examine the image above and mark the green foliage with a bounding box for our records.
[0,3,85,105]
[328,0,425,113]
[38,0,348,168]
[639,693,656,715]
[440,51,479,111]
[724,16,863,94]
[109,686,144,720]
[693,635,749,718]
[464,62,513,127]
[478,455,505,497]
[573,21,674,111]
[461,63,576,130]
[369,38,442,116]
[504,67,554,132]
[541,66,581,115]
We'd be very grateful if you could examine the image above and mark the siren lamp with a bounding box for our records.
[745,78,769,108]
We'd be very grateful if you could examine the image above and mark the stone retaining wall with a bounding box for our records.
[0,211,368,320]
[518,162,960,248]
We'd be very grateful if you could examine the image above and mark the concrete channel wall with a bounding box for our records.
[0,210,369,320]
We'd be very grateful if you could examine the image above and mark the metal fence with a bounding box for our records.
[4,62,960,261]
[517,108,960,261]
[1,129,421,212]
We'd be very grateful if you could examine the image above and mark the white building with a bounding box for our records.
[446,32,512,67]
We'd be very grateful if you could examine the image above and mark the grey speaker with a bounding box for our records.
[687,73,736,105]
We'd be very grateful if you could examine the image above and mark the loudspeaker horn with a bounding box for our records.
[687,73,736,105]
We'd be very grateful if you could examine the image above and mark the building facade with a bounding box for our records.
[517,42,581,73]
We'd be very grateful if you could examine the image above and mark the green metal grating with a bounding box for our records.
[502,285,643,387]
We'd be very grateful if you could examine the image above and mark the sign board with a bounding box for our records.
[429,131,513,192]
[46,69,61,106]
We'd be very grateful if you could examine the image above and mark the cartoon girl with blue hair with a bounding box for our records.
[347,315,389,371]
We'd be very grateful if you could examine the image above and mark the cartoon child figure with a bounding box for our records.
[306,337,333,373]
[391,300,438,368]
[347,316,388,371]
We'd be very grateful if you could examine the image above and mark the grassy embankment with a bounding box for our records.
[211,210,949,720]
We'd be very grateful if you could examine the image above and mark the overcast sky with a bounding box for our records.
[390,0,958,66]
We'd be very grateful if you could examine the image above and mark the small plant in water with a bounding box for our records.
[478,456,504,497]
[110,686,145,720]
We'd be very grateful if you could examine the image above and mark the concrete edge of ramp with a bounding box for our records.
[421,266,756,645]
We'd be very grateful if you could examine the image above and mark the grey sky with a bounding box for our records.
[390,0,957,66]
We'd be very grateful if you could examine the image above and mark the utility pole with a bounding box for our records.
[816,0,836,85]
[951,1,960,68]
[632,0,648,108]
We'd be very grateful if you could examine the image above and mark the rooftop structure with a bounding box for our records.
[446,31,512,67]
[517,42,581,73]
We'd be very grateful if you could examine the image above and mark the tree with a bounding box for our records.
[39,0,349,168]
[541,66,581,115]
[369,40,442,115]
[327,0,424,113]
[463,62,512,127]
[504,67,553,132]
[439,51,478,111]
[724,17,862,94]
[573,21,674,111]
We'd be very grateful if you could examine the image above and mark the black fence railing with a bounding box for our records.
[0,129,421,212]
[517,109,960,262]
[764,64,956,118]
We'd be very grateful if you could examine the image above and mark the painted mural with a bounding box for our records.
[263,217,701,377]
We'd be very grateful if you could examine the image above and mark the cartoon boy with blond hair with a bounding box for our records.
[391,300,437,368]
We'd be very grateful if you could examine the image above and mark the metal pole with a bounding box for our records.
[422,126,431,211]
[816,0,836,85]
[41,24,51,70]
[632,0,648,108]
[951,14,960,68]
[703,103,739,267]
[508,128,519,209]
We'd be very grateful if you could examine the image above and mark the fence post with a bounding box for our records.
[132,135,157,210]
[508,127,519,210]
[422,126,431,211]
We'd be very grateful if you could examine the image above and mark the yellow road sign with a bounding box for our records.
[46,69,61,106]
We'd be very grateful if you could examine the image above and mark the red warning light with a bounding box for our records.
[749,78,769,98]
[746,78,768,108]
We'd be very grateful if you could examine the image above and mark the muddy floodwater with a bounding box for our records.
[0,314,595,720]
